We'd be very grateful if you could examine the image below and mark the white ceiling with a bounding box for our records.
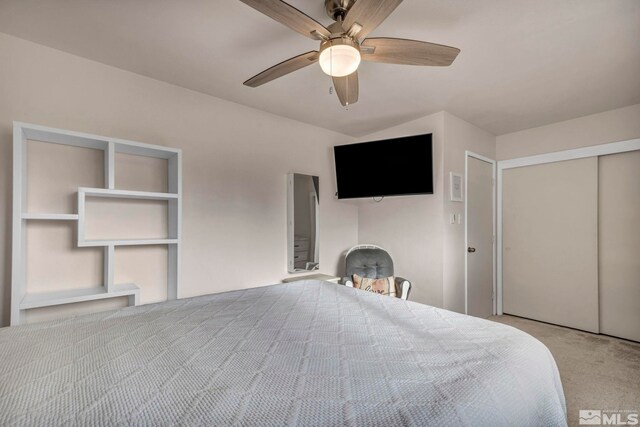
[1,0,638,137]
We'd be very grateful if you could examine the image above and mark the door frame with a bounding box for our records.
[464,151,497,316]
[496,138,640,315]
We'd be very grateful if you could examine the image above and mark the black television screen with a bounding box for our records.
[334,133,433,199]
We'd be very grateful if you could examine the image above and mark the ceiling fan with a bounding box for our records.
[238,0,460,106]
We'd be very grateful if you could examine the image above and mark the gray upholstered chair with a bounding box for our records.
[342,244,412,300]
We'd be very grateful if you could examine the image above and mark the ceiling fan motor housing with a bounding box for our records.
[320,37,360,55]
[325,0,356,21]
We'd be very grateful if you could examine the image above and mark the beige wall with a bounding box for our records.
[496,104,640,160]
[354,112,445,307]
[441,112,496,313]
[0,33,359,327]
[3,29,636,327]
[350,101,637,316]
[352,111,497,311]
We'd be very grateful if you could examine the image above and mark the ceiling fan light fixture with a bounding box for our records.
[319,38,361,77]
[239,0,460,107]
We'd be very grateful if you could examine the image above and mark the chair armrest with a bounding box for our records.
[395,277,411,300]
[342,277,354,287]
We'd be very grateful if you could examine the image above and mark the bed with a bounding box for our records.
[0,280,567,426]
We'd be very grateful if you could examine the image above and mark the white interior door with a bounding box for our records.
[466,156,495,319]
[599,150,640,342]
[502,158,599,333]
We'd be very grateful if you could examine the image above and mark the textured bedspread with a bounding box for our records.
[0,280,566,426]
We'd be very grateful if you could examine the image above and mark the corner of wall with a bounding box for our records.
[353,111,446,308]
[441,112,496,314]
[351,110,501,312]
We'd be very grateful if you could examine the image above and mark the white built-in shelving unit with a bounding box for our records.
[11,122,182,326]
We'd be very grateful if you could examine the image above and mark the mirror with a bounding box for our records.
[287,173,319,273]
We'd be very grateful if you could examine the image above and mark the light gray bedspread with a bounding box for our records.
[0,280,567,426]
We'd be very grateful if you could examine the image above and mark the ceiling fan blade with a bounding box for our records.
[361,38,460,66]
[244,51,319,87]
[343,0,403,40]
[333,72,359,106]
[238,0,330,40]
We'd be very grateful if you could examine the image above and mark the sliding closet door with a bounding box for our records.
[599,150,640,342]
[502,157,599,332]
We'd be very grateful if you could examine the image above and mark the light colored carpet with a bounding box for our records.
[489,315,640,427]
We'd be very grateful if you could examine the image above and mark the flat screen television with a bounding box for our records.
[334,133,433,199]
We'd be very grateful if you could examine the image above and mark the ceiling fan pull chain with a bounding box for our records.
[329,48,334,96]
[345,76,349,109]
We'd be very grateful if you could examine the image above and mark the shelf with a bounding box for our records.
[12,122,181,326]
[17,122,180,159]
[79,187,178,200]
[78,238,178,247]
[22,213,79,220]
[20,283,139,310]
